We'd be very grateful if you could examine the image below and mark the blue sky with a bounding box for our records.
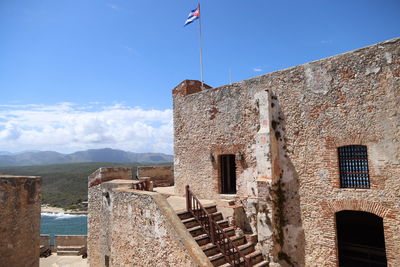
[0,0,399,154]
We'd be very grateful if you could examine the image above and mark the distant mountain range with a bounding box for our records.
[0,148,173,167]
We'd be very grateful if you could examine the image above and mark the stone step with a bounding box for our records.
[220,226,235,237]
[209,252,227,266]
[56,246,83,251]
[176,205,218,220]
[188,225,206,237]
[202,243,220,257]
[196,233,246,248]
[181,212,224,228]
[203,239,254,258]
[245,250,264,265]
[208,242,255,265]
[189,224,235,239]
[57,250,80,256]
[236,242,255,256]
[217,250,264,267]
[195,233,211,246]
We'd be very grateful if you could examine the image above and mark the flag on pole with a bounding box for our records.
[184,4,200,26]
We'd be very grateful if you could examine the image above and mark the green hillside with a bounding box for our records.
[0,162,140,209]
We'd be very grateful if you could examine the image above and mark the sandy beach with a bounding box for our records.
[41,205,87,215]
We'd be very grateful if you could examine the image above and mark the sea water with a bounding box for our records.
[41,213,87,245]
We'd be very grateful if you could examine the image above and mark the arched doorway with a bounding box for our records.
[336,210,387,267]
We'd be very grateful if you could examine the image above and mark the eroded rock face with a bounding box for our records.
[0,175,41,267]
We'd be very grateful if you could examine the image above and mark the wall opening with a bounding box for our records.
[220,154,236,194]
[336,210,387,267]
[338,145,370,188]
[105,255,110,267]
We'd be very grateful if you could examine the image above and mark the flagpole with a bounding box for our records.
[198,2,204,88]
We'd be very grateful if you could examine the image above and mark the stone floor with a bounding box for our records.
[154,186,215,212]
[40,255,88,267]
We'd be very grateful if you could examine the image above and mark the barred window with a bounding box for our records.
[338,145,370,188]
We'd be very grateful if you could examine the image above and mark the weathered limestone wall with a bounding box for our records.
[0,175,41,267]
[55,235,87,248]
[87,168,132,267]
[173,81,260,199]
[87,166,207,267]
[173,38,400,266]
[109,188,212,267]
[137,165,174,187]
[263,37,400,267]
[98,180,138,266]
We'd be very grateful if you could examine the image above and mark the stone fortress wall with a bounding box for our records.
[87,167,211,267]
[173,38,400,266]
[0,175,42,267]
[137,165,174,187]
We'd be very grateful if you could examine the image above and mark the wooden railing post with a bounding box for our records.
[208,214,216,244]
[185,186,252,267]
[186,185,191,211]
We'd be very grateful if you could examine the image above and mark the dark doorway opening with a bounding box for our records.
[220,154,236,194]
[336,210,387,267]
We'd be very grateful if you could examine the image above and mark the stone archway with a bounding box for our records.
[318,200,398,267]
[336,210,387,267]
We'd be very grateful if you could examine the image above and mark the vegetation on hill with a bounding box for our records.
[0,162,161,209]
[0,148,173,167]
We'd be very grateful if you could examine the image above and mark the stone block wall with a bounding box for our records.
[173,81,260,199]
[109,188,212,267]
[173,38,400,266]
[87,166,212,267]
[137,165,174,187]
[0,175,41,267]
[87,167,133,267]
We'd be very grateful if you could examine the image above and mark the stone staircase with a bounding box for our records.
[177,205,268,267]
[57,246,84,256]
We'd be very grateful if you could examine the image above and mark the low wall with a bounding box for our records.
[40,235,50,248]
[137,165,174,187]
[109,188,212,267]
[87,167,134,267]
[0,175,41,267]
[55,235,87,250]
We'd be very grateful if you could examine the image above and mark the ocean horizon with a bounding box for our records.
[41,213,87,245]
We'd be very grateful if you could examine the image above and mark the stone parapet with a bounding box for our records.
[87,167,134,267]
[55,235,87,251]
[172,80,212,96]
[0,175,41,267]
[137,165,174,187]
[110,188,213,267]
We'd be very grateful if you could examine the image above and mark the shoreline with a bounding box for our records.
[41,205,88,215]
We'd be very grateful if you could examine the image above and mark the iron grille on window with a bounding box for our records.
[338,145,370,188]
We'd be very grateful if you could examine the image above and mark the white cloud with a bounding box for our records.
[108,4,119,10]
[320,40,333,44]
[123,45,141,56]
[253,68,262,72]
[0,103,173,154]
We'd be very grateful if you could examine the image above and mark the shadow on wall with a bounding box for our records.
[270,93,305,267]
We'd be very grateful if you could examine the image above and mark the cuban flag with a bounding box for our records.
[184,4,200,26]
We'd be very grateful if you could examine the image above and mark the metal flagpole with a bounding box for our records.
[198,2,204,88]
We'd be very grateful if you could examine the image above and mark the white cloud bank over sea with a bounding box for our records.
[0,102,173,154]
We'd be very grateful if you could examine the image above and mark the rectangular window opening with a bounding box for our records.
[338,145,370,188]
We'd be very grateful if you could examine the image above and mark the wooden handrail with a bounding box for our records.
[186,185,252,267]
